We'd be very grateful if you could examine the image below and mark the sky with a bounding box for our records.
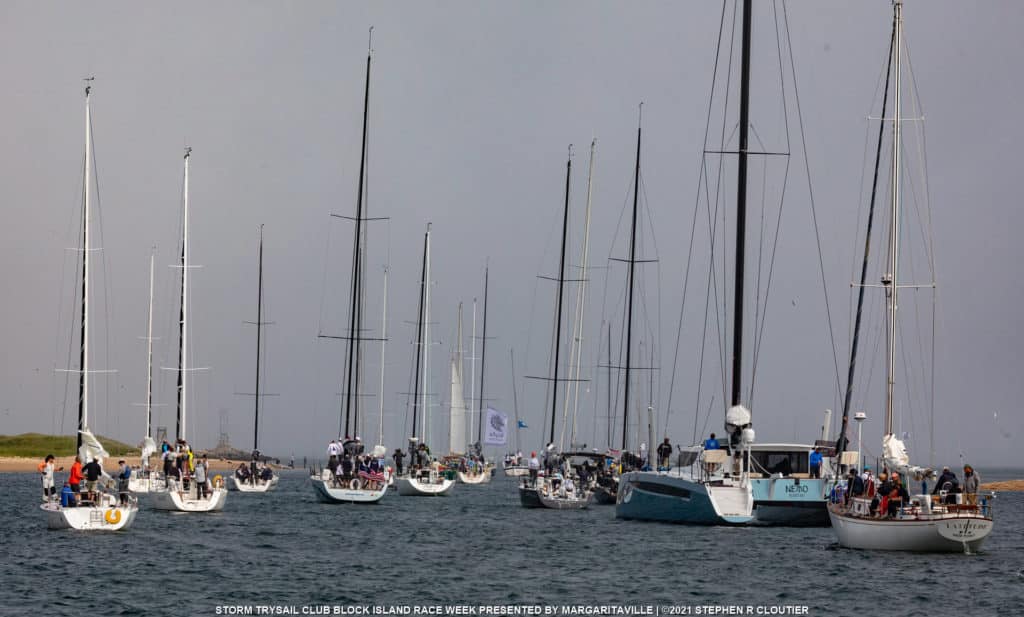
[1,1,1022,467]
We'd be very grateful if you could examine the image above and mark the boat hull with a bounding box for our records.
[503,464,528,477]
[518,484,543,508]
[150,485,228,512]
[828,507,992,552]
[615,471,754,525]
[41,500,139,531]
[750,477,830,527]
[310,475,386,504]
[397,475,455,496]
[231,474,279,492]
[128,476,166,493]
[458,470,491,484]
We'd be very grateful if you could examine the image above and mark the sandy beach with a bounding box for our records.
[1,455,277,474]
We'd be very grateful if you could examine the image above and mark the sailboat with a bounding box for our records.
[502,348,529,477]
[309,37,389,505]
[616,4,764,525]
[827,1,993,552]
[233,226,278,492]
[128,251,166,493]
[519,147,591,510]
[150,147,228,513]
[41,81,140,530]
[397,225,456,496]
[459,273,493,485]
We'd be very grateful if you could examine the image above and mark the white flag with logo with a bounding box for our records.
[483,407,508,446]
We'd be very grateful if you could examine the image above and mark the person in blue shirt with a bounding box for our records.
[809,448,823,478]
[703,433,720,450]
[60,483,75,508]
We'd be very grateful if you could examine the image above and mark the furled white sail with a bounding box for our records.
[78,429,110,463]
[449,356,467,454]
[141,436,157,460]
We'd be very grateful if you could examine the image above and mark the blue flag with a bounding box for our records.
[517,420,528,429]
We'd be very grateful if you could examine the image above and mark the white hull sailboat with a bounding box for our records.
[310,40,391,504]
[151,478,228,512]
[502,464,528,478]
[41,494,139,531]
[151,148,228,513]
[232,474,279,493]
[129,252,163,494]
[397,472,455,496]
[44,81,139,531]
[828,2,993,553]
[458,469,491,484]
[234,225,277,494]
[397,225,456,498]
[311,469,388,503]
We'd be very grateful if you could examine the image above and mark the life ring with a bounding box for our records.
[104,508,121,524]
[212,475,224,489]
[349,478,361,490]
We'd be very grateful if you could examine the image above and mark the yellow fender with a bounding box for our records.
[212,475,224,489]
[104,508,121,525]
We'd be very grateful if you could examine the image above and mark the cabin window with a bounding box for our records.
[747,452,809,476]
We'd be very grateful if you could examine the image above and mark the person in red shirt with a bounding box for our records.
[67,456,84,507]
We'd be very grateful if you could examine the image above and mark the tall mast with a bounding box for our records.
[253,225,265,450]
[835,9,897,461]
[450,302,465,453]
[377,266,388,447]
[468,299,477,446]
[549,147,572,446]
[622,113,641,451]
[884,2,903,436]
[423,225,433,447]
[563,140,596,450]
[411,226,429,444]
[145,250,155,438]
[78,81,94,452]
[730,0,753,409]
[176,147,191,442]
[477,267,490,445]
[510,348,521,454]
[343,37,373,439]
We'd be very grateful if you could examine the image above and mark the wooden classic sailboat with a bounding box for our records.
[233,226,278,493]
[150,148,228,513]
[309,37,389,505]
[41,81,140,530]
[397,225,456,497]
[827,1,993,552]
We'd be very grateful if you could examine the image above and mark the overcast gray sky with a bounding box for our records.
[2,1,1021,467]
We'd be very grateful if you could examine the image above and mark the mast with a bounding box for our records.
[622,113,641,451]
[377,266,388,447]
[253,225,265,450]
[145,251,155,438]
[77,81,94,452]
[176,147,192,442]
[448,302,465,453]
[410,226,429,448]
[884,1,903,436]
[730,0,753,409]
[549,147,572,446]
[343,37,373,439]
[510,348,521,454]
[477,268,490,446]
[468,299,477,447]
[423,225,433,447]
[564,140,596,449]
[835,9,897,461]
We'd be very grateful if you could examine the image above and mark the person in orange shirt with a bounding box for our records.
[67,456,84,507]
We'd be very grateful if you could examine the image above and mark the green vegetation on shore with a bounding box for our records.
[0,433,140,458]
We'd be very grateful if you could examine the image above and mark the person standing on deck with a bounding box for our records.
[963,465,981,505]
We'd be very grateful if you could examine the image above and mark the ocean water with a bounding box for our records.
[2,469,1023,617]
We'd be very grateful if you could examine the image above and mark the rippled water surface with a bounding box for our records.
[3,469,1023,616]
